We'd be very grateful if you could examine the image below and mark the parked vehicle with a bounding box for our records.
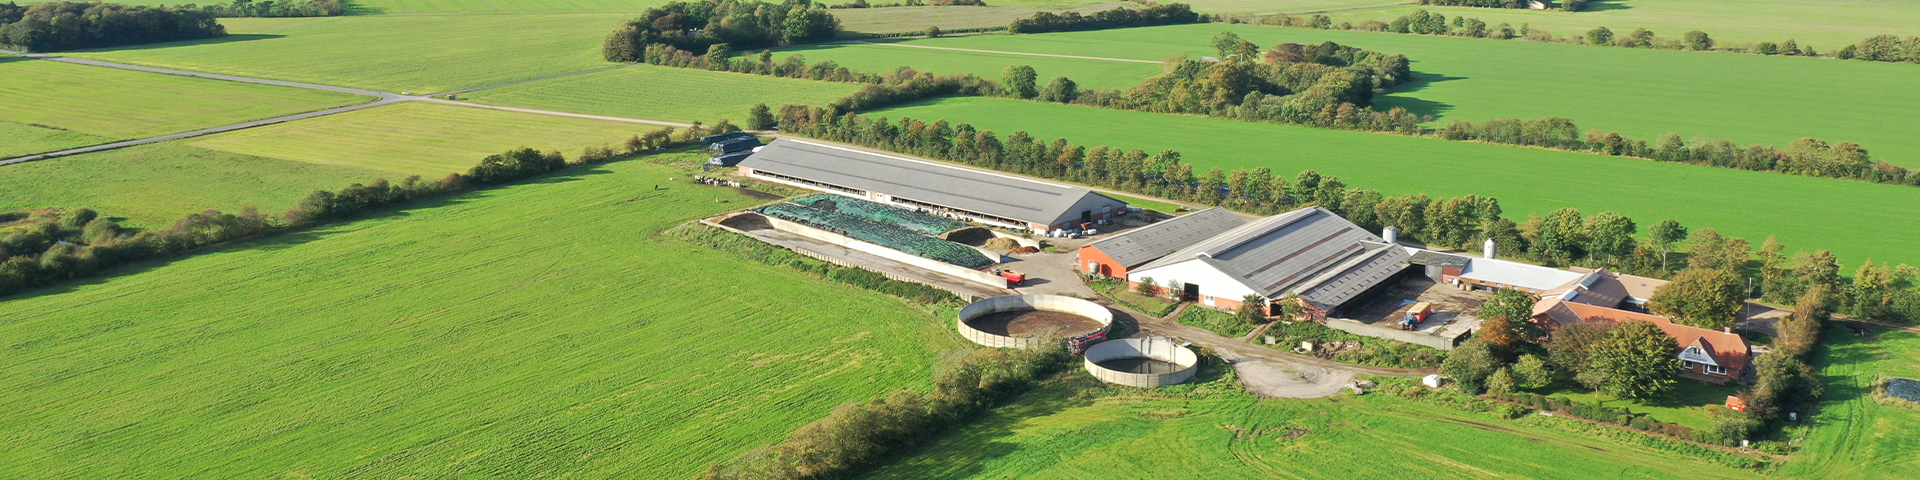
[1401,301,1433,330]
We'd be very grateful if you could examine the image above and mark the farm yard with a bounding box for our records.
[461,65,861,126]
[0,156,970,478]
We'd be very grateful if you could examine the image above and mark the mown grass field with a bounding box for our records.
[1530,381,1740,431]
[0,142,385,227]
[0,120,109,158]
[775,41,1162,90]
[871,97,1920,269]
[798,25,1920,166]
[833,3,1131,34]
[188,102,659,177]
[1322,0,1920,47]
[65,15,624,93]
[0,54,367,140]
[463,65,861,125]
[0,156,969,478]
[1780,323,1920,479]
[864,369,1762,479]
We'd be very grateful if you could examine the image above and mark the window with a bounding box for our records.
[1705,365,1727,376]
[1682,361,1697,370]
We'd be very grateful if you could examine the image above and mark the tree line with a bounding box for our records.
[700,343,1071,480]
[1417,0,1539,10]
[178,0,345,18]
[0,2,224,52]
[1439,118,1920,187]
[829,0,984,8]
[0,126,698,298]
[602,0,838,63]
[1836,34,1920,63]
[1005,3,1200,34]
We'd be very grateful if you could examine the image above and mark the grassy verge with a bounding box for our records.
[1264,320,1446,369]
[1089,277,1177,317]
[1176,305,1254,337]
[1525,381,1741,431]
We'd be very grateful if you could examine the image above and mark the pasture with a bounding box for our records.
[863,372,1763,479]
[187,102,659,177]
[795,25,1920,166]
[0,156,969,478]
[870,97,1920,269]
[833,3,1132,34]
[1780,323,1920,479]
[0,142,385,228]
[462,65,861,125]
[1321,0,1920,47]
[64,15,624,94]
[775,40,1161,90]
[0,120,108,158]
[0,54,367,140]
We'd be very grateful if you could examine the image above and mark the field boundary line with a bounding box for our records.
[0,49,399,98]
[0,99,406,166]
[433,63,637,96]
[849,41,1161,64]
[424,99,693,127]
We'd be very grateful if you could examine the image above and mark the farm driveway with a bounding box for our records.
[1103,302,1429,398]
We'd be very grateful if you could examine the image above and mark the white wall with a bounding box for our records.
[1128,259,1261,301]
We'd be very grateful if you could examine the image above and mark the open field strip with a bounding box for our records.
[1321,0,1920,47]
[64,14,624,94]
[871,97,1920,268]
[0,155,969,478]
[797,24,1920,167]
[1779,323,1920,479]
[0,54,368,140]
[0,142,387,227]
[775,41,1162,90]
[0,120,110,158]
[833,3,1134,33]
[187,102,660,177]
[462,65,862,125]
[864,372,1760,479]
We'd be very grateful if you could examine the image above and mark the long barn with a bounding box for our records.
[736,139,1126,233]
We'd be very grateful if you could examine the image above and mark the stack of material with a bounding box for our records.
[761,202,994,269]
[790,194,971,236]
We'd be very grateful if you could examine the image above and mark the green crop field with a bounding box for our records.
[1781,323,1920,480]
[463,65,861,125]
[864,371,1762,479]
[188,102,659,177]
[0,142,385,227]
[775,41,1162,90]
[0,120,109,158]
[1321,0,1920,47]
[0,155,969,478]
[65,15,625,94]
[871,97,1920,269]
[0,54,367,141]
[833,3,1133,34]
[793,25,1920,166]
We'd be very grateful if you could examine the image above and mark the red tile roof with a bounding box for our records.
[1536,300,1751,379]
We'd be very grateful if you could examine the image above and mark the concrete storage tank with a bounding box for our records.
[957,294,1113,349]
[1083,338,1198,387]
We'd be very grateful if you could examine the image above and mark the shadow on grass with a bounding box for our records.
[1377,72,1464,119]
[1580,0,1635,12]
[71,34,288,54]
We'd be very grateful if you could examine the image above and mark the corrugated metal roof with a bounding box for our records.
[1409,249,1472,269]
[737,139,1118,226]
[1135,207,1409,309]
[1085,207,1246,268]
[1458,258,1586,291]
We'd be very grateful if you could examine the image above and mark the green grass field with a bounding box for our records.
[1530,381,1741,431]
[870,96,1920,269]
[188,102,660,177]
[462,65,861,124]
[833,3,1132,34]
[1321,0,1920,47]
[0,142,386,227]
[65,15,624,94]
[0,54,367,141]
[0,120,110,158]
[796,25,1920,166]
[864,369,1762,479]
[774,41,1162,90]
[0,155,970,478]
[1780,323,1920,479]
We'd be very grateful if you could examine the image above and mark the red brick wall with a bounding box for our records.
[1078,246,1127,278]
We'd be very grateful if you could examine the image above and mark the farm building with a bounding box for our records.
[1078,207,1246,279]
[1124,206,1409,316]
[1534,300,1752,384]
[737,139,1127,233]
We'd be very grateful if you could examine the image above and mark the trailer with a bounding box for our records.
[994,269,1027,286]
[1401,301,1433,330]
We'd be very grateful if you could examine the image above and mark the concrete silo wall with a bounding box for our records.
[957,295,1114,349]
[1083,338,1199,387]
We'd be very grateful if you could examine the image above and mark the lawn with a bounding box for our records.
[0,156,969,478]
[1091,279,1179,317]
[1528,380,1741,431]
[462,64,861,125]
[807,25,1920,167]
[1321,0,1920,47]
[1178,304,1255,337]
[187,102,662,177]
[863,369,1764,479]
[0,120,109,158]
[870,96,1920,270]
[773,40,1163,90]
[0,54,368,140]
[0,142,386,228]
[1780,323,1920,479]
[64,15,625,94]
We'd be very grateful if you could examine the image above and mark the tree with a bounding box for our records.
[1211,31,1243,58]
[1136,276,1156,296]
[1001,65,1038,99]
[1163,278,1185,299]
[924,26,941,38]
[1546,320,1617,388]
[1587,321,1679,399]
[1512,354,1552,388]
[1584,211,1637,263]
[1238,294,1267,324]
[1584,26,1613,46]
[1686,228,1751,272]
[747,103,776,131]
[1486,367,1517,396]
[1649,268,1744,330]
[1649,219,1687,271]
[1038,76,1078,103]
[704,43,732,70]
[1683,30,1713,51]
[1442,337,1501,394]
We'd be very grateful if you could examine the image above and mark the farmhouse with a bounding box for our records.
[737,139,1127,233]
[1078,207,1246,279]
[1124,206,1409,315]
[1534,300,1752,384]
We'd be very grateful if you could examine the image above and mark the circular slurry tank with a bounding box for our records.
[1083,338,1199,387]
[958,294,1113,349]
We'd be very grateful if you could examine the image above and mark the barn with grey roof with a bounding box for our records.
[1124,206,1410,315]
[736,139,1126,232]
[1078,207,1246,279]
